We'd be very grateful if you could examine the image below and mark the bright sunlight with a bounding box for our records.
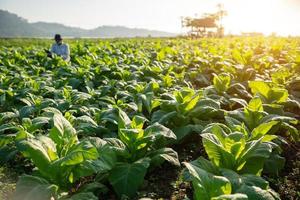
[222,0,299,35]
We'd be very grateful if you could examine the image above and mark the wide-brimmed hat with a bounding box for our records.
[54,34,62,41]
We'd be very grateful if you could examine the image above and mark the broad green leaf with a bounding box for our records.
[213,74,231,93]
[184,94,201,113]
[187,157,220,176]
[268,87,288,103]
[263,153,285,175]
[202,133,235,169]
[249,81,270,100]
[174,88,195,104]
[19,106,35,119]
[109,158,151,198]
[75,115,97,126]
[0,123,19,134]
[232,49,246,64]
[244,100,265,131]
[60,140,98,166]
[236,185,280,200]
[85,137,117,173]
[104,137,127,149]
[16,136,57,175]
[119,128,143,148]
[202,124,229,144]
[251,121,279,140]
[0,145,17,163]
[184,161,232,200]
[238,141,272,175]
[131,115,147,129]
[247,97,263,112]
[117,109,131,129]
[77,182,108,195]
[281,122,300,142]
[153,110,177,125]
[221,169,269,191]
[225,116,244,130]
[147,147,180,167]
[144,123,176,142]
[14,175,58,200]
[49,114,78,153]
[249,81,288,104]
[0,134,14,148]
[173,124,203,142]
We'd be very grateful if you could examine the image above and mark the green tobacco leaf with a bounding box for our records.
[249,81,270,100]
[196,98,221,109]
[244,99,265,131]
[60,140,98,166]
[268,87,288,104]
[251,121,279,140]
[77,182,108,195]
[173,124,203,142]
[16,136,57,175]
[247,97,263,112]
[0,134,14,148]
[117,109,131,129]
[148,147,180,167]
[0,123,19,134]
[144,123,176,144]
[103,138,128,156]
[238,141,272,175]
[281,122,300,142]
[131,115,147,129]
[184,161,232,200]
[109,158,150,198]
[14,175,58,200]
[187,157,220,176]
[152,110,177,125]
[249,81,288,104]
[221,169,280,199]
[229,98,248,108]
[183,94,201,113]
[225,116,244,130]
[260,115,297,125]
[264,153,285,175]
[202,133,236,169]
[232,49,246,64]
[84,138,117,173]
[137,92,160,114]
[19,106,35,119]
[213,74,231,93]
[236,185,280,200]
[75,115,97,126]
[118,128,142,148]
[49,114,78,151]
[29,117,50,132]
[221,169,269,191]
[0,145,17,163]
[174,88,195,104]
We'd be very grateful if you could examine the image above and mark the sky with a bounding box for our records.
[0,0,300,36]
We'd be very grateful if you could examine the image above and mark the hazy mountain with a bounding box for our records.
[0,10,176,38]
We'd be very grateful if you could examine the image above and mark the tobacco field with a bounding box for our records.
[0,38,299,200]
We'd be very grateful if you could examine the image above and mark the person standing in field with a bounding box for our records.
[50,34,70,61]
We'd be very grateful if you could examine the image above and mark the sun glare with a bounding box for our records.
[221,0,296,36]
